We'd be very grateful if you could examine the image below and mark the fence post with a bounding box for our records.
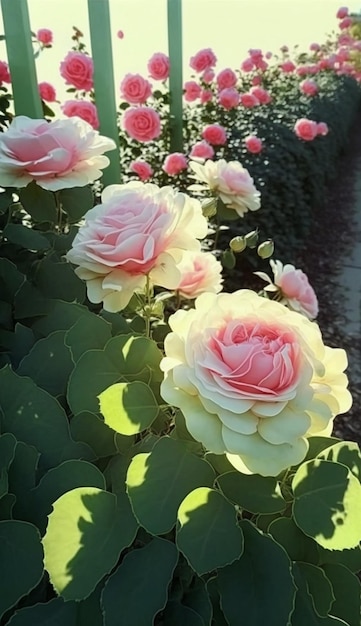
[87,0,121,186]
[167,0,183,153]
[0,0,43,118]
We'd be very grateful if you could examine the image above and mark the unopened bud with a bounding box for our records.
[257,240,274,259]
[229,236,246,253]
[244,230,259,248]
[201,197,217,218]
[221,249,236,269]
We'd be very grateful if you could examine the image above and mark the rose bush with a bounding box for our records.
[160,289,352,476]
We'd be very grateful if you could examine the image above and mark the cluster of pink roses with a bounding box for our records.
[294,118,329,141]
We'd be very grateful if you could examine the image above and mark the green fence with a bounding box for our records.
[0,0,183,186]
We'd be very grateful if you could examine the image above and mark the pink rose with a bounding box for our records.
[216,68,237,90]
[294,118,318,141]
[337,6,349,19]
[117,30,124,39]
[0,61,11,85]
[339,16,352,29]
[122,106,161,143]
[218,87,239,109]
[254,59,268,72]
[147,52,169,81]
[250,86,271,104]
[38,81,57,103]
[310,42,321,52]
[240,93,260,108]
[37,28,53,45]
[60,51,93,91]
[160,290,351,476]
[317,122,329,136]
[189,140,214,160]
[201,124,227,146]
[200,89,213,104]
[249,48,263,61]
[270,260,318,319]
[0,115,115,191]
[244,135,263,154]
[300,79,319,96]
[62,100,99,129]
[120,73,152,104]
[240,58,254,72]
[163,152,188,175]
[190,159,261,217]
[175,251,223,299]
[202,69,215,83]
[280,60,295,73]
[190,48,217,73]
[184,80,202,102]
[130,160,153,181]
[251,76,262,86]
[66,182,208,312]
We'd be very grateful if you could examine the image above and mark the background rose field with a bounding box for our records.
[0,2,361,625]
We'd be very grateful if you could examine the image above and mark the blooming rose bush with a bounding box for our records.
[160,290,352,476]
[0,115,115,190]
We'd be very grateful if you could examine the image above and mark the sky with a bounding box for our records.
[1,0,361,106]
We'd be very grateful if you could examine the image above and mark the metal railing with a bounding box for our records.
[0,0,183,185]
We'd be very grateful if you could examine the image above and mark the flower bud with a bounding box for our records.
[257,239,274,259]
[229,236,246,253]
[201,197,217,218]
[221,249,236,269]
[244,229,259,248]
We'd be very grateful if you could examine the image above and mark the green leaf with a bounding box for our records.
[0,187,14,214]
[14,281,52,319]
[59,186,94,223]
[303,437,341,462]
[0,258,25,302]
[0,493,16,519]
[292,563,347,626]
[31,300,94,337]
[67,334,163,415]
[70,411,119,458]
[6,597,77,626]
[297,562,335,617]
[101,537,178,626]
[176,487,244,575]
[0,520,44,620]
[182,576,213,625]
[19,181,57,223]
[65,315,112,362]
[204,452,235,475]
[30,460,106,534]
[99,381,159,435]
[322,563,361,626]
[216,520,296,626]
[268,516,320,564]
[43,486,138,601]
[126,437,215,535]
[3,223,51,250]
[162,601,204,626]
[292,459,361,550]
[8,441,39,520]
[0,432,17,498]
[34,255,86,303]
[0,366,93,470]
[317,441,361,481]
[217,471,286,514]
[206,578,228,626]
[10,324,36,368]
[17,330,74,397]
[318,544,361,573]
